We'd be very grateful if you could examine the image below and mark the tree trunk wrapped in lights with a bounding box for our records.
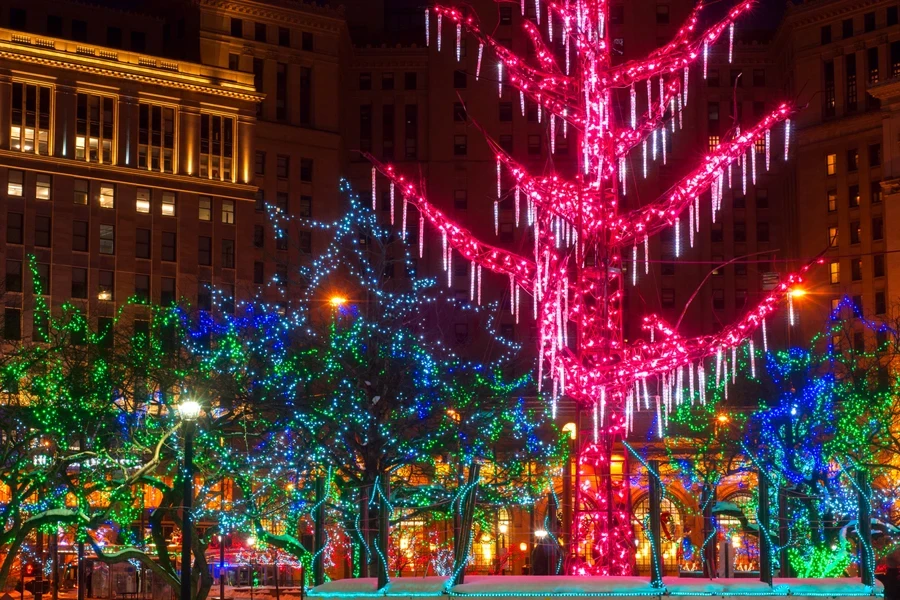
[367,0,817,575]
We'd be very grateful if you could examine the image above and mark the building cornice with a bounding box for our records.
[796,111,883,145]
[0,29,262,103]
[196,0,346,34]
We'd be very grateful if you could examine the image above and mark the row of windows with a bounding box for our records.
[707,221,771,243]
[827,217,885,248]
[251,60,312,125]
[826,184,882,212]
[230,17,314,52]
[359,71,418,91]
[822,45,898,117]
[828,254,886,284]
[825,145,881,175]
[704,69,766,88]
[254,152,314,181]
[8,8,147,51]
[360,104,417,159]
[821,7,899,45]
[6,171,240,220]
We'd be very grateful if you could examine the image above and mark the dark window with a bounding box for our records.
[255,190,265,212]
[454,323,469,344]
[276,192,289,214]
[454,102,467,122]
[610,4,624,24]
[162,231,177,262]
[300,158,313,182]
[851,220,861,244]
[850,184,861,207]
[136,229,151,259]
[876,290,886,315]
[6,260,22,293]
[890,6,898,26]
[821,25,832,45]
[756,188,769,209]
[7,213,23,245]
[711,224,723,243]
[846,54,858,112]
[848,148,859,171]
[873,216,884,240]
[843,18,853,38]
[160,277,175,306]
[221,239,235,268]
[453,70,467,89]
[74,179,89,204]
[254,261,264,284]
[499,135,513,153]
[405,72,417,90]
[34,263,48,296]
[360,104,372,152]
[865,12,875,32]
[853,329,865,351]
[72,220,88,251]
[4,309,21,341]
[198,282,212,311]
[733,195,746,209]
[300,195,312,218]
[752,69,765,87]
[255,22,267,42]
[99,224,114,255]
[106,26,122,48]
[382,72,394,90]
[852,258,863,281]
[872,182,883,204]
[299,230,312,253]
[134,274,150,303]
[34,216,51,247]
[708,69,720,87]
[824,60,835,117]
[528,135,541,155]
[735,289,747,309]
[454,190,467,210]
[10,8,26,31]
[359,72,372,90]
[869,47,880,85]
[405,104,418,158]
[253,58,264,93]
[656,4,670,24]
[71,268,87,299]
[454,134,467,156]
[302,31,314,51]
[713,289,725,310]
[72,19,86,41]
[735,262,747,277]
[255,151,266,175]
[276,63,288,121]
[499,102,513,121]
[730,69,742,87]
[757,221,770,242]
[299,67,312,126]
[231,18,243,37]
[277,155,289,178]
[870,143,882,166]
[47,15,62,36]
[734,221,747,243]
[131,31,146,52]
[499,6,513,25]
[229,53,240,70]
[278,26,290,47]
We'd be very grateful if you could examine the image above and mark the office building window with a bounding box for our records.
[360,104,372,152]
[134,275,150,303]
[255,151,266,175]
[138,103,175,173]
[300,195,312,218]
[76,92,114,163]
[4,309,21,341]
[713,289,725,310]
[528,135,541,155]
[875,254,886,277]
[753,69,766,87]
[199,113,234,181]
[848,148,859,171]
[359,72,372,90]
[136,188,151,213]
[34,216,51,248]
[72,220,87,252]
[7,212,23,245]
[33,263,49,296]
[278,26,290,47]
[196,282,211,311]
[757,221,770,242]
[850,220,861,245]
[255,190,265,212]
[198,236,212,265]
[99,224,115,255]
[222,239,235,268]
[405,104,418,159]
[276,192,288,214]
[827,189,837,211]
[865,12,875,32]
[828,226,839,247]
[846,54,857,112]
[656,4,670,23]
[300,158,313,182]
[136,228,151,259]
[893,41,900,77]
[850,184,860,207]
[98,270,114,301]
[161,277,176,306]
[454,70,467,89]
[6,260,22,293]
[382,72,394,90]
[276,155,290,179]
[74,179,89,205]
[254,261,264,284]
[852,258,863,281]
[500,134,513,153]
[100,184,115,209]
[454,135,467,156]
[708,135,720,151]
[454,102,467,122]
[872,182,883,204]
[734,221,747,243]
[229,53,240,70]
[826,153,837,175]
[71,268,88,299]
[161,192,175,217]
[405,72,417,90]
[890,6,898,26]
[383,105,395,159]
[299,231,312,253]
[161,231,176,262]
[255,22,267,42]
[302,31,313,51]
[10,82,51,155]
[276,63,287,121]
[756,188,768,209]
[222,199,235,224]
[869,47,880,84]
[824,60,835,117]
[876,290,886,315]
[499,102,513,122]
[222,284,235,314]
[299,67,312,126]
[873,216,884,240]
[253,226,264,249]
[870,143,882,166]
[830,261,840,284]
[199,196,212,221]
[7,170,23,197]
[843,18,853,38]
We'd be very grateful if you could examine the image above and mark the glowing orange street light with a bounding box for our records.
[790,287,807,298]
[716,413,730,424]
[329,296,348,308]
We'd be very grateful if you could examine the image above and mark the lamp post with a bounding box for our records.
[178,400,202,600]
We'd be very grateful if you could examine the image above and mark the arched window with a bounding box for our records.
[718,491,759,573]
[632,495,684,575]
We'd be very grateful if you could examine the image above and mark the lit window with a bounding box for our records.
[830,261,840,284]
[708,135,720,151]
[755,138,765,154]
[74,179,89,205]
[199,113,235,182]
[222,199,235,224]
[76,93,114,164]
[7,170,23,197]
[99,224,115,255]
[199,196,212,221]
[826,153,836,175]
[828,226,838,247]
[138,103,175,173]
[161,192,176,216]
[136,188,151,213]
[99,184,115,209]
[10,82,51,155]
[827,189,837,212]
[36,174,51,200]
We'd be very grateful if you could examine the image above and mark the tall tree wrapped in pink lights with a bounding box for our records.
[366,0,816,576]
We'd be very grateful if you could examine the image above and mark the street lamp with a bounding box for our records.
[178,400,201,600]
[328,296,347,308]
